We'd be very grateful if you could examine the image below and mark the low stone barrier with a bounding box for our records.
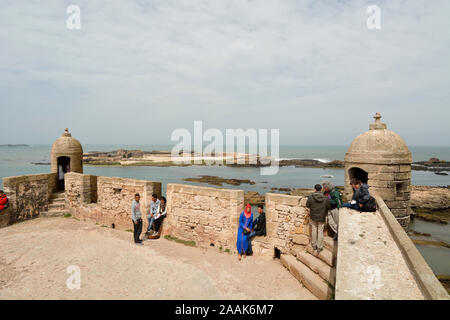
[65,173,161,230]
[162,187,310,256]
[374,195,449,300]
[265,193,310,254]
[163,184,244,252]
[2,173,57,223]
[0,207,11,228]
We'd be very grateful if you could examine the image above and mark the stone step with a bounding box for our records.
[49,203,66,210]
[306,245,334,267]
[41,210,70,217]
[323,236,336,252]
[50,198,66,204]
[50,193,65,200]
[280,254,330,300]
[295,250,336,286]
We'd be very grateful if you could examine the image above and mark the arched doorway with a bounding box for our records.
[57,156,71,191]
[348,167,368,184]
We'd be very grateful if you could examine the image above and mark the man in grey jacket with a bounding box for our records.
[131,193,143,245]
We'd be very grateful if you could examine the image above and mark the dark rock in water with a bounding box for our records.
[411,239,450,249]
[183,175,256,187]
[411,210,449,225]
[244,191,265,205]
[435,172,448,176]
[408,229,431,237]
[0,144,29,147]
[412,158,450,173]
[32,162,51,165]
[437,275,450,295]
[271,187,292,192]
[278,159,344,169]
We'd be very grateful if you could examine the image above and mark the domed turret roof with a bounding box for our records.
[51,128,83,155]
[345,113,412,165]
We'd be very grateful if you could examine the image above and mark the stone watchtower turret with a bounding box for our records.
[344,113,412,229]
[51,129,83,190]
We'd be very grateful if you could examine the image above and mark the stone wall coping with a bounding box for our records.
[167,183,244,200]
[3,172,56,184]
[65,172,91,177]
[374,195,450,300]
[97,176,160,186]
[266,193,303,206]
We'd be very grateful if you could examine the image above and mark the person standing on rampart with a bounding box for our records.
[131,193,143,245]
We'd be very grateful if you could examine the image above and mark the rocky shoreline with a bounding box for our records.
[183,176,256,187]
[80,150,450,173]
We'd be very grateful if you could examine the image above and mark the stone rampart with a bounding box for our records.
[2,173,57,224]
[162,184,244,251]
[162,187,310,256]
[65,173,161,230]
[264,193,310,255]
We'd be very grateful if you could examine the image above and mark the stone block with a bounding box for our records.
[369,173,395,181]
[399,165,411,173]
[384,200,409,209]
[292,234,309,245]
[379,166,400,173]
[394,172,411,180]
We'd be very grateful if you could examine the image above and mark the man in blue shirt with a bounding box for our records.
[146,193,160,235]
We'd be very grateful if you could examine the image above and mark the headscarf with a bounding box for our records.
[244,204,252,219]
[321,180,334,191]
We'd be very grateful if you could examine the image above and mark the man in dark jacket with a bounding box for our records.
[306,184,331,253]
[247,205,266,255]
[250,204,266,237]
[343,178,371,210]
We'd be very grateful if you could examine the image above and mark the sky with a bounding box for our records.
[0,0,449,146]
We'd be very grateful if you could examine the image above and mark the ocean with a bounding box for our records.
[0,144,449,276]
[1,144,449,191]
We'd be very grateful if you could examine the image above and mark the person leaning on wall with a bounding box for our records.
[146,193,160,235]
[0,190,9,211]
[149,196,167,239]
[322,180,342,240]
[249,204,266,239]
[236,204,254,261]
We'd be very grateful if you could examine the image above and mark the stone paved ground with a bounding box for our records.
[0,217,316,300]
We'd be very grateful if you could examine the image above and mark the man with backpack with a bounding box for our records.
[342,178,376,212]
[0,190,9,211]
[306,184,331,254]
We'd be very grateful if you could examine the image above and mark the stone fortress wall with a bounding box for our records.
[163,184,311,255]
[1,171,448,300]
[1,173,58,225]
[65,172,161,230]
[0,171,312,256]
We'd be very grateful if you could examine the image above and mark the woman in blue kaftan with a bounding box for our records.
[236,204,254,260]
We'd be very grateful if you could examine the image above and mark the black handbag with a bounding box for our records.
[243,229,250,235]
